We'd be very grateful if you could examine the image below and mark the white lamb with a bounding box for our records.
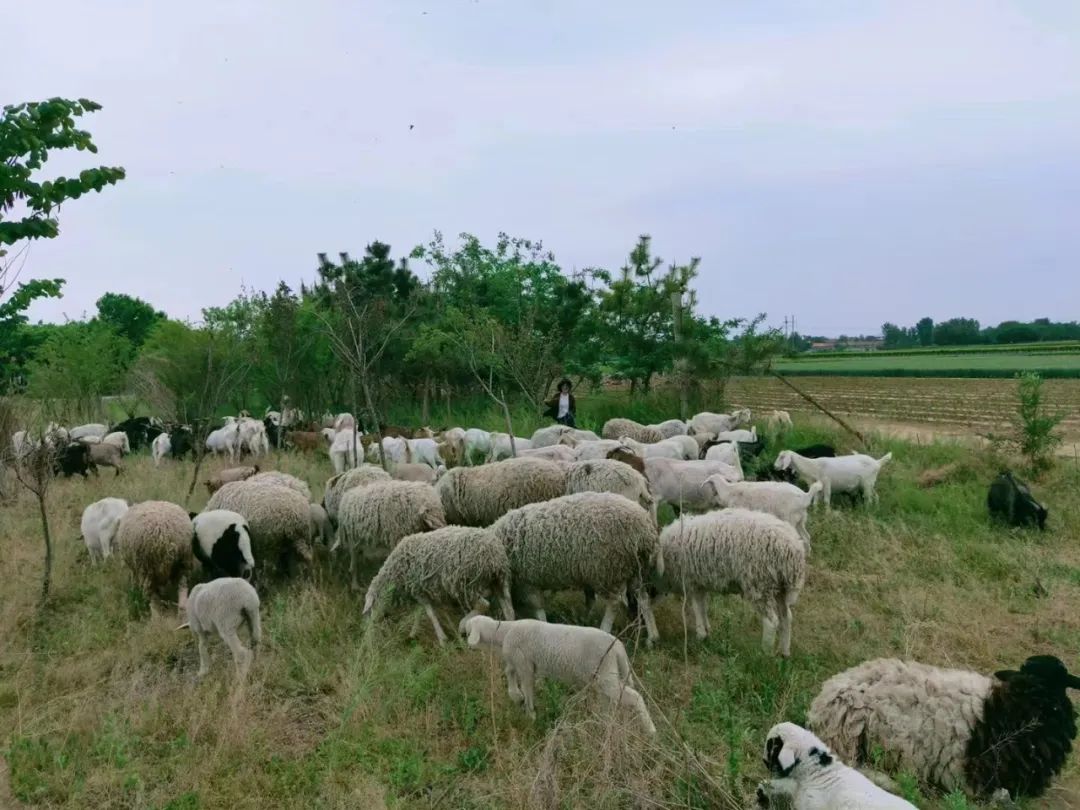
[757,722,915,809]
[703,475,822,545]
[151,432,171,466]
[405,437,444,469]
[462,428,493,464]
[774,450,892,508]
[206,424,241,461]
[462,615,656,735]
[619,435,696,461]
[765,410,794,432]
[366,435,410,465]
[644,458,744,513]
[329,428,362,473]
[486,432,534,462]
[688,409,749,437]
[713,426,757,443]
[178,577,261,681]
[80,497,129,562]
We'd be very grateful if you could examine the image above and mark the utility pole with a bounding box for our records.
[672,290,689,419]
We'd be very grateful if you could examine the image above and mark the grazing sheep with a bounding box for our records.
[363,526,515,645]
[571,439,625,460]
[87,441,124,476]
[988,471,1047,530]
[390,462,443,484]
[619,435,696,461]
[774,450,892,508]
[688,409,748,437]
[438,427,467,466]
[515,444,576,463]
[647,419,688,439]
[309,502,334,545]
[207,482,313,577]
[643,458,744,513]
[102,431,131,455]
[435,457,567,527]
[80,497,129,562]
[151,432,171,466]
[69,423,108,441]
[701,440,740,465]
[178,578,261,681]
[606,446,646,475]
[336,480,447,590]
[702,475,821,545]
[808,655,1080,800]
[492,492,661,644]
[564,459,655,519]
[487,432,534,462]
[247,470,311,500]
[462,428,493,464]
[322,465,392,525]
[713,426,757,444]
[659,508,806,655]
[530,425,599,448]
[191,509,255,579]
[463,615,656,735]
[757,722,916,809]
[203,465,260,495]
[116,501,195,616]
[601,418,663,444]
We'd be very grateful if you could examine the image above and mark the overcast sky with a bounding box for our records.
[6,0,1080,336]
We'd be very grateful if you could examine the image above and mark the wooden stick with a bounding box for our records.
[770,371,867,445]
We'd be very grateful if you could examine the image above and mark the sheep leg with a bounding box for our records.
[196,631,212,678]
[525,592,546,622]
[349,538,361,592]
[635,586,660,646]
[499,580,516,621]
[698,592,712,636]
[776,599,793,658]
[761,605,779,654]
[821,479,831,509]
[177,577,189,613]
[223,631,252,680]
[516,658,537,720]
[599,597,620,634]
[504,661,525,706]
[690,591,709,640]
[420,600,448,646]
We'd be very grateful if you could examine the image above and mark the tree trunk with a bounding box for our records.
[501,390,517,458]
[185,433,208,505]
[37,492,53,605]
[360,373,389,472]
[351,387,361,470]
[420,377,431,425]
[445,384,452,425]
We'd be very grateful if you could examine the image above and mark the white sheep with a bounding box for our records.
[405,437,444,468]
[486,432,534,462]
[765,410,794,432]
[702,475,821,545]
[808,655,1080,800]
[438,427,466,466]
[643,458,744,513]
[462,428,493,464]
[492,492,661,644]
[774,450,892,507]
[601,418,663,444]
[365,435,410,466]
[80,497,129,562]
[333,412,356,431]
[237,417,269,457]
[247,470,311,500]
[435,457,567,527]
[570,439,625,460]
[530,425,599,448]
[336,480,447,590]
[102,431,131,455]
[116,501,195,616]
[151,432,171,466]
[515,444,577,463]
[363,526,515,645]
[178,577,261,681]
[713,426,757,443]
[647,419,688,439]
[703,440,740,466]
[757,722,916,809]
[69,423,108,441]
[206,423,241,461]
[328,428,363,473]
[618,435,696,461]
[659,508,806,655]
[687,409,749,437]
[309,502,334,545]
[463,615,656,735]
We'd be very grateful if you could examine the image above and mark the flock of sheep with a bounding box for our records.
[18,404,1078,808]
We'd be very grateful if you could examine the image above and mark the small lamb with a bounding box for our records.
[80,497,129,562]
[178,577,261,681]
[774,450,892,508]
[462,615,656,735]
[756,722,915,809]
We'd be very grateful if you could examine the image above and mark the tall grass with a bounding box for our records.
[3,399,1080,808]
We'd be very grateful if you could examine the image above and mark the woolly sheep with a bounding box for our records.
[191,509,255,579]
[809,655,1080,800]
[775,450,892,507]
[336,480,446,590]
[207,481,313,577]
[757,722,916,809]
[322,465,392,525]
[151,432,171,466]
[647,419,688,439]
[178,577,261,681]
[487,432,534,462]
[463,615,656,735]
[203,465,259,495]
[390,461,444,484]
[87,441,124,476]
[564,459,655,520]
[102,431,131,455]
[703,475,821,545]
[438,427,466,466]
[363,526,514,645]
[247,470,311,501]
[116,501,194,616]
[601,418,663,444]
[659,508,806,655]
[492,492,661,644]
[80,497,129,562]
[309,502,334,545]
[643,458,744,513]
[435,457,567,527]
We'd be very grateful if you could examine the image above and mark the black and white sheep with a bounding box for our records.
[178,577,261,681]
[363,526,514,645]
[207,481,313,578]
[808,654,1080,800]
[191,509,255,579]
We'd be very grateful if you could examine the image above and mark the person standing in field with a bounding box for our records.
[545,378,577,427]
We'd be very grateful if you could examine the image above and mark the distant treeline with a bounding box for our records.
[786,317,1080,352]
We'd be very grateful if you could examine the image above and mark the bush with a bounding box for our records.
[1013,372,1064,474]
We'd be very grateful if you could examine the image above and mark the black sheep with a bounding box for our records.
[53,443,95,478]
[988,471,1047,530]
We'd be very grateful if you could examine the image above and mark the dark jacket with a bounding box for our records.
[544,392,576,420]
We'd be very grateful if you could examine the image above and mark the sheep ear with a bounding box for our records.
[995,669,1020,682]
[777,745,797,772]
[188,512,198,520]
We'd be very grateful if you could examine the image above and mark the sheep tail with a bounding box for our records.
[807,480,824,505]
[243,604,262,650]
[877,452,893,466]
[175,622,190,631]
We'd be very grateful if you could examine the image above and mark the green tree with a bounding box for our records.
[1012,372,1064,474]
[933,317,982,346]
[94,292,164,350]
[915,316,934,347]
[26,323,130,419]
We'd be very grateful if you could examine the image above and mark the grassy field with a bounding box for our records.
[3,401,1080,809]
[774,349,1080,377]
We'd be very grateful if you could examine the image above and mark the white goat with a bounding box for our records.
[703,475,821,545]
